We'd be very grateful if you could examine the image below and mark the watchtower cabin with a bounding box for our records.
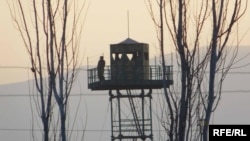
[87,38,173,141]
[87,38,173,90]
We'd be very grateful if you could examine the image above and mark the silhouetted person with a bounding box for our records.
[97,56,105,80]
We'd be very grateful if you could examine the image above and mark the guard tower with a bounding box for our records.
[87,38,173,141]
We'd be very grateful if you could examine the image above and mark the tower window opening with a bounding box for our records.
[112,53,122,61]
[126,53,133,61]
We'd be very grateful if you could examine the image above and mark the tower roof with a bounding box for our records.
[118,38,139,44]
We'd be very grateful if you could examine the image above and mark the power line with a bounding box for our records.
[0,90,249,97]
[0,93,106,97]
[0,128,168,132]
[0,65,249,74]
[0,66,30,69]
[0,128,110,132]
[0,66,88,71]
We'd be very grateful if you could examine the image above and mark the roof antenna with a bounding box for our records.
[127,10,130,38]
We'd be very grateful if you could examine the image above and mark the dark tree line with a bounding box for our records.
[146,0,247,141]
[9,0,87,140]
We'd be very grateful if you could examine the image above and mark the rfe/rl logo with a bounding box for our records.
[209,125,250,140]
[213,129,247,136]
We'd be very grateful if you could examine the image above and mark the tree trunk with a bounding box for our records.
[203,48,216,141]
[60,104,67,141]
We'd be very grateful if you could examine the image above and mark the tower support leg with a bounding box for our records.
[109,89,153,141]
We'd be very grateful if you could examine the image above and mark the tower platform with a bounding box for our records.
[87,65,173,90]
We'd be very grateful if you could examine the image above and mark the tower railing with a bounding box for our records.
[87,65,173,84]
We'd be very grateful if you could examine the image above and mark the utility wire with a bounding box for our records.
[0,65,250,74]
[0,90,250,97]
[0,128,110,132]
[0,128,168,132]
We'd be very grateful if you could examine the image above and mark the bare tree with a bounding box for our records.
[203,1,247,140]
[146,0,247,141]
[9,0,87,141]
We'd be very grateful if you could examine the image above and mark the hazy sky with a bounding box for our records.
[0,1,250,141]
[0,0,250,84]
